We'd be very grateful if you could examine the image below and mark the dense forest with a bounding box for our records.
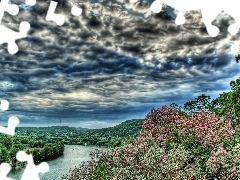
[14,118,144,148]
[0,118,143,168]
[0,134,64,167]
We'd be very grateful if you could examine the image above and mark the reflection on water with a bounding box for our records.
[8,145,110,180]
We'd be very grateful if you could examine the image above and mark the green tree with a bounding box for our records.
[211,78,240,129]
[42,146,51,159]
[184,94,211,115]
[32,149,42,164]
[0,136,13,149]
[169,103,188,117]
[9,147,18,167]
[0,145,10,163]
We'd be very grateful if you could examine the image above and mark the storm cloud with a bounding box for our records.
[0,0,239,128]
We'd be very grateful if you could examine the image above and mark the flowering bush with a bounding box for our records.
[205,143,240,179]
[62,106,240,179]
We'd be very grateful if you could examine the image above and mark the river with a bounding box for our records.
[8,145,110,180]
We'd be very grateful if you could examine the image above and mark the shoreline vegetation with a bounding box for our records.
[0,119,143,169]
[0,134,65,168]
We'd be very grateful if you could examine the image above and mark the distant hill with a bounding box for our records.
[75,127,90,131]
[14,119,145,147]
[87,119,145,139]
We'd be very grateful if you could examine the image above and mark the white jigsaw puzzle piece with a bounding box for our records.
[46,0,65,26]
[0,0,19,23]
[0,163,14,180]
[0,99,9,111]
[25,0,37,6]
[71,6,82,16]
[150,0,240,37]
[0,0,36,20]
[16,151,50,180]
[0,21,30,54]
[0,0,35,54]
[0,116,19,136]
[0,99,19,136]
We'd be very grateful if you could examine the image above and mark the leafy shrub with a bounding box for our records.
[223,135,240,152]
[89,163,113,180]
[62,106,240,179]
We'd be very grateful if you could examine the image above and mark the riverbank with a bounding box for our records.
[8,145,110,180]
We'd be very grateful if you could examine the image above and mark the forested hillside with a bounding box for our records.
[15,119,144,148]
[90,119,144,138]
[86,119,144,147]
[0,118,143,170]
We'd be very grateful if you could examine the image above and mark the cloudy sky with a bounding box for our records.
[0,0,239,129]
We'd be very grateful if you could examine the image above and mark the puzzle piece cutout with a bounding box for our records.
[0,99,9,111]
[0,99,19,136]
[46,0,65,26]
[0,0,36,54]
[0,21,30,54]
[0,0,19,23]
[0,0,36,23]
[0,116,19,136]
[71,6,82,16]
[25,0,37,6]
[0,0,82,53]
[0,163,14,180]
[16,151,50,180]
[149,0,240,37]
[46,0,82,25]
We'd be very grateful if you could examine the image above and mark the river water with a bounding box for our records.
[8,145,110,180]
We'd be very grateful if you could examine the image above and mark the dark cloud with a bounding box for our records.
[0,0,239,128]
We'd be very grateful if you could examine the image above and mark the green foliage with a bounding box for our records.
[9,147,19,167]
[0,145,10,163]
[169,103,188,117]
[183,94,212,115]
[171,77,240,130]
[0,133,64,167]
[89,163,113,180]
[165,128,212,171]
[211,77,240,128]
[122,137,136,146]
[190,145,212,172]
[111,136,136,148]
[111,139,122,148]
[170,94,213,117]
[223,135,240,152]
[166,126,212,167]
[166,128,199,150]
[15,119,144,148]
[0,136,13,149]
